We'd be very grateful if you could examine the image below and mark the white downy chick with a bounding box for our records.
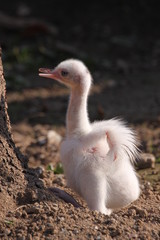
[39,59,140,215]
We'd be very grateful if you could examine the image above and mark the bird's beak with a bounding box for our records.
[39,68,60,80]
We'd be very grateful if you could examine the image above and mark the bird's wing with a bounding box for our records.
[81,118,139,163]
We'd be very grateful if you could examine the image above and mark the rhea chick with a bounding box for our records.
[39,59,140,215]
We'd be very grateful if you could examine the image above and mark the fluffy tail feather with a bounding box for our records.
[82,118,139,163]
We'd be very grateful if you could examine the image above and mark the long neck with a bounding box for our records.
[66,87,91,137]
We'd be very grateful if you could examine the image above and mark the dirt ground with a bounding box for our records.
[0,1,160,239]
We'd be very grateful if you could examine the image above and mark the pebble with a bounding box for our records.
[96,236,101,240]
[37,136,47,146]
[156,195,160,200]
[130,206,148,217]
[15,211,22,218]
[47,130,62,146]
[17,235,25,240]
[110,229,121,237]
[44,227,54,235]
[129,233,138,239]
[137,153,155,169]
[35,167,44,178]
[33,237,40,240]
[105,217,117,225]
[26,206,40,214]
[128,208,136,216]
[45,237,53,240]
[52,205,59,211]
[35,179,44,189]
[29,190,38,202]
[22,211,28,219]
[4,229,11,236]
[46,223,53,227]
[26,234,32,240]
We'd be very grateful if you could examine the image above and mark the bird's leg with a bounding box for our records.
[79,170,112,215]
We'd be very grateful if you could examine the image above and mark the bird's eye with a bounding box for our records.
[61,70,68,77]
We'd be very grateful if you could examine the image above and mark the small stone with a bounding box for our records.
[95,225,98,230]
[44,227,54,235]
[35,180,44,189]
[96,236,101,240]
[17,235,25,240]
[131,206,148,217]
[156,195,160,201]
[129,233,138,239]
[26,234,32,240]
[28,189,38,202]
[110,229,121,237]
[128,208,136,216]
[26,207,39,214]
[47,130,62,146]
[37,136,47,146]
[15,211,22,218]
[31,222,37,228]
[4,229,11,236]
[52,205,59,211]
[45,237,53,240]
[21,211,28,219]
[136,153,155,169]
[35,167,44,178]
[46,223,53,227]
[34,237,40,240]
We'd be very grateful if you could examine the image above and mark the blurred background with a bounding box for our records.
[1,0,160,169]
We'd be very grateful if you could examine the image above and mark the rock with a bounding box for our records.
[136,153,155,169]
[15,211,22,218]
[52,204,59,211]
[4,229,11,236]
[37,136,47,146]
[17,235,25,240]
[44,226,54,235]
[128,208,136,216]
[26,206,40,214]
[96,236,101,240]
[129,206,148,217]
[35,179,44,189]
[47,130,62,146]
[35,167,44,178]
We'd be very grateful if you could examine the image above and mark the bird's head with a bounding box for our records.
[39,59,92,91]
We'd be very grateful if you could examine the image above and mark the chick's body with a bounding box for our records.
[61,120,140,215]
[39,59,140,215]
